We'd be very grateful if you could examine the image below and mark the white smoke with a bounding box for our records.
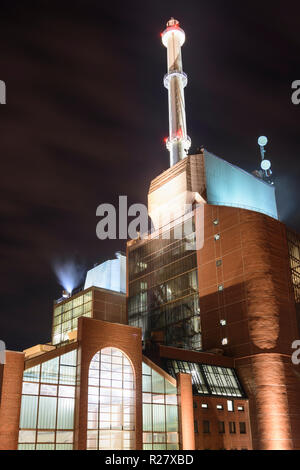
[52,258,86,294]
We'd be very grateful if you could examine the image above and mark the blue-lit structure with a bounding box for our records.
[84,252,126,294]
[204,150,278,220]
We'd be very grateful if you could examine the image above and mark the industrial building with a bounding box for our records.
[0,18,299,451]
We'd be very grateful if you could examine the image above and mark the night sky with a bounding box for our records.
[0,1,299,351]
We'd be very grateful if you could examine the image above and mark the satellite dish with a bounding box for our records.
[258,136,268,147]
[261,159,271,171]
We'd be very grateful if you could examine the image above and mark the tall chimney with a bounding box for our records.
[162,18,191,167]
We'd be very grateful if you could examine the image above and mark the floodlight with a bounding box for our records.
[258,136,268,147]
[261,159,271,171]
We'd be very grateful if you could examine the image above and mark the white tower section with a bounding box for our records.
[162,18,191,167]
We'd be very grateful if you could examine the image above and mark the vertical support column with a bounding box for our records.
[177,372,195,450]
[0,351,24,450]
[236,354,296,450]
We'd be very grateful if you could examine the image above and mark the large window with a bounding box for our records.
[165,360,244,398]
[52,290,92,345]
[87,348,135,450]
[18,349,77,450]
[142,362,179,450]
[128,217,201,351]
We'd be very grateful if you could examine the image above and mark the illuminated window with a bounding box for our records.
[18,349,77,450]
[142,362,179,450]
[128,218,201,352]
[166,361,243,398]
[87,348,135,450]
[52,291,93,345]
[227,400,234,412]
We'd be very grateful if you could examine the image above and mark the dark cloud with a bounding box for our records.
[0,0,299,350]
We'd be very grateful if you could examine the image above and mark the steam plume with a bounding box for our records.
[52,257,86,294]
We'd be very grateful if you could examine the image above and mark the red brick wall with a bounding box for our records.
[74,317,143,450]
[236,354,300,450]
[0,351,24,450]
[197,205,300,449]
[177,373,195,450]
[193,396,252,450]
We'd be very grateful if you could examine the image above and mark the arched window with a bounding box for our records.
[87,347,135,450]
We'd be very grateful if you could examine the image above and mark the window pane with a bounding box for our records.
[153,433,166,443]
[37,431,55,443]
[23,365,40,383]
[19,395,38,428]
[55,444,73,450]
[41,358,59,384]
[142,375,151,393]
[153,405,165,432]
[59,365,76,385]
[36,444,55,450]
[40,384,57,396]
[166,395,177,405]
[166,405,178,432]
[60,350,77,366]
[38,397,57,429]
[152,371,164,394]
[19,430,36,443]
[167,432,178,444]
[58,386,75,398]
[57,398,75,429]
[142,363,151,376]
[22,382,39,395]
[56,431,74,443]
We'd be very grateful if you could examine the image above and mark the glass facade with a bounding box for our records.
[18,349,77,450]
[87,348,135,450]
[128,216,201,351]
[142,362,179,450]
[52,290,92,345]
[165,359,244,398]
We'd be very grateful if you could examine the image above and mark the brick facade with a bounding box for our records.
[0,351,24,450]
[198,204,300,449]
[74,317,143,450]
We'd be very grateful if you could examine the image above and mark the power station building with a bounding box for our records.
[0,19,300,451]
